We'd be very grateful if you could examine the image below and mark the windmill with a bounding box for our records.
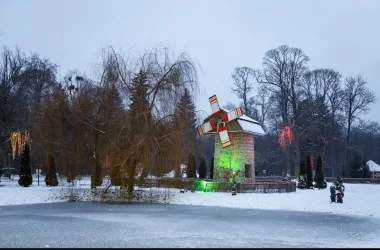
[196,94,265,183]
[196,95,244,148]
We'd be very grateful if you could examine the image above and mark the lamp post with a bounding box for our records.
[35,163,43,186]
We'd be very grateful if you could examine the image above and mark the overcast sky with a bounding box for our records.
[1,0,379,123]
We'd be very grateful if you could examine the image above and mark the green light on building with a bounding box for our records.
[195,180,218,192]
[216,149,244,172]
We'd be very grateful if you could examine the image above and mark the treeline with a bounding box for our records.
[228,45,379,178]
[0,45,202,194]
[1,43,378,192]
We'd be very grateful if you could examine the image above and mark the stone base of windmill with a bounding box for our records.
[213,168,255,184]
[212,132,256,183]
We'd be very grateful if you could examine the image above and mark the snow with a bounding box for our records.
[367,160,380,172]
[237,118,266,135]
[1,176,380,220]
[163,170,175,178]
[171,183,380,219]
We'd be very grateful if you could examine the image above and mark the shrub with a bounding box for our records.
[45,154,58,186]
[18,143,32,187]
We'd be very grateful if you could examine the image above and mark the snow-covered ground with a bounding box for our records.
[1,175,380,220]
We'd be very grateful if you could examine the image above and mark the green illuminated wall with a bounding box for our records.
[213,132,255,183]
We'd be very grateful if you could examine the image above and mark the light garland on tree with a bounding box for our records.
[278,126,293,149]
[10,131,32,160]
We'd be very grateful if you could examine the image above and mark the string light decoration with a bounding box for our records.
[10,131,32,159]
[278,126,293,149]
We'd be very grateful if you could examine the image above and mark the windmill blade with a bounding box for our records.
[224,107,243,123]
[218,126,231,148]
[197,120,216,135]
[209,95,221,117]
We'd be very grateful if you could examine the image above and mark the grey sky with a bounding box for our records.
[1,0,379,123]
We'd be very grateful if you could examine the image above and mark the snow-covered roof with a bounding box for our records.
[199,108,266,135]
[237,116,265,135]
[221,109,265,135]
[366,160,380,172]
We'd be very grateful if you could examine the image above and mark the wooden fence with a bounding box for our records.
[324,177,380,184]
[140,178,297,193]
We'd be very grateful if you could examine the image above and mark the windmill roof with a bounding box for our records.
[201,108,265,135]
[237,117,266,135]
[367,160,380,172]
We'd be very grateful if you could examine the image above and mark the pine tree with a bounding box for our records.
[109,70,150,187]
[349,154,362,178]
[299,159,306,181]
[305,155,313,189]
[314,155,326,189]
[126,70,151,193]
[129,70,150,130]
[18,143,32,187]
[45,154,58,186]
[199,156,207,179]
[362,161,370,178]
[210,156,214,179]
[187,153,196,178]
[173,88,197,163]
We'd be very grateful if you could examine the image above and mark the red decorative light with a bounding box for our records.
[278,126,293,148]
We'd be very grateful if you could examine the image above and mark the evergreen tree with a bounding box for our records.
[109,70,150,187]
[187,153,196,178]
[296,159,307,189]
[45,154,58,186]
[299,159,306,181]
[18,143,32,187]
[210,156,214,179]
[129,70,150,129]
[362,161,370,178]
[127,70,151,191]
[199,156,207,179]
[173,88,197,163]
[349,153,362,178]
[305,155,313,189]
[314,155,326,189]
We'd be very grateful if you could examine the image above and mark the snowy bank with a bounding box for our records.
[1,176,380,220]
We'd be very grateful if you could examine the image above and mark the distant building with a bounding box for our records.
[366,160,380,179]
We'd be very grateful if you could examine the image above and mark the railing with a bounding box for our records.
[139,177,297,193]
[324,177,380,184]
[239,181,296,193]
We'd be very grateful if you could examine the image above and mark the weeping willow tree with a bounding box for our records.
[102,45,199,202]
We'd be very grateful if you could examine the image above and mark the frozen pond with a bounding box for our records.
[0,202,379,248]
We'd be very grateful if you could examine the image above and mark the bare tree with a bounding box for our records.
[231,67,254,117]
[222,102,237,111]
[253,86,270,131]
[342,76,376,174]
[253,45,309,176]
[301,68,343,176]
